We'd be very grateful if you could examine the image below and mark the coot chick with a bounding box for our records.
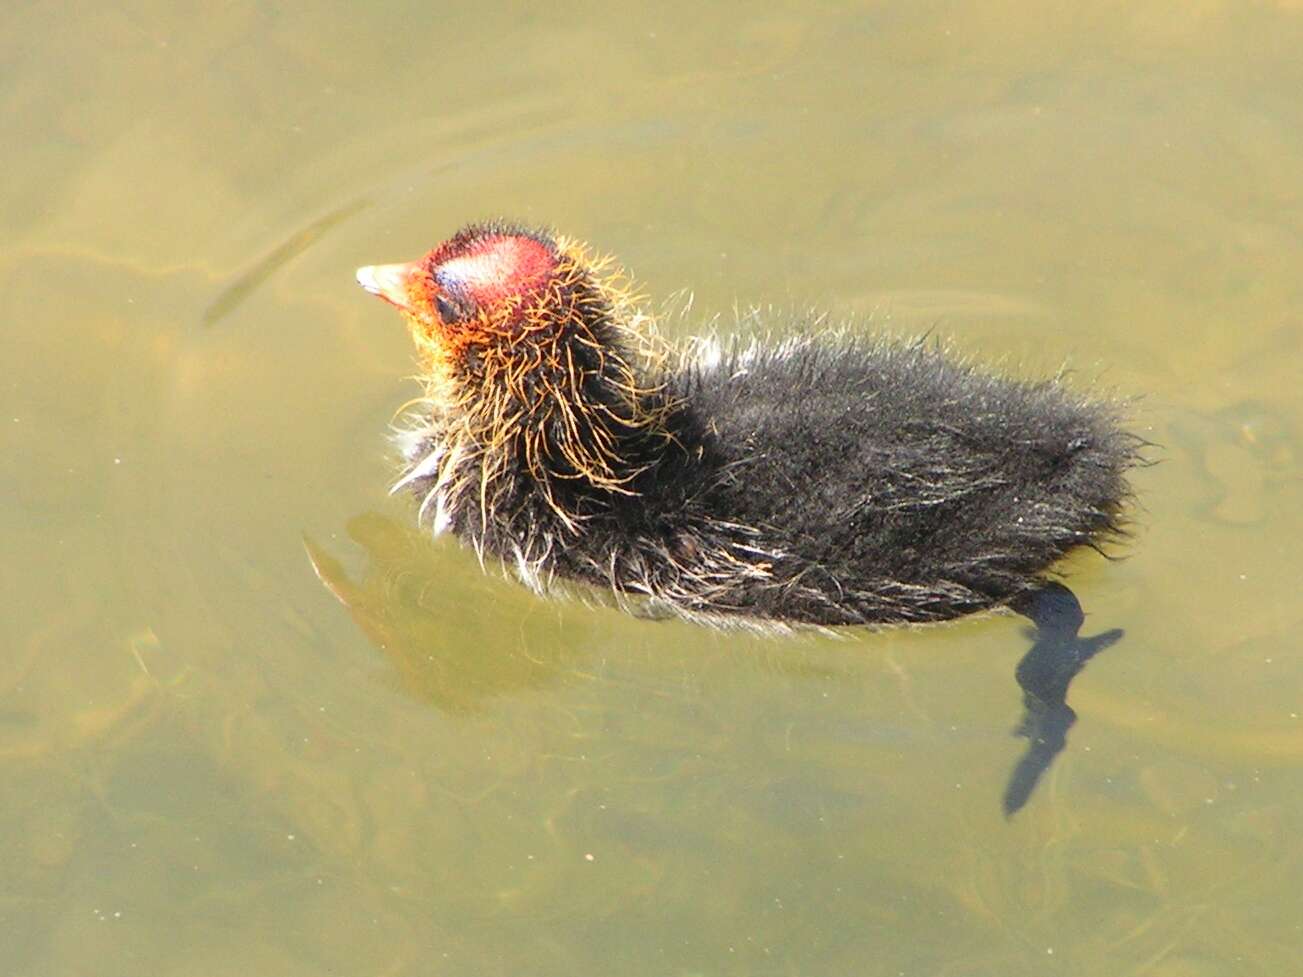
[356,221,1140,628]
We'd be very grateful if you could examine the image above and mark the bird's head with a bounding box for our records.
[357,222,632,380]
[357,221,674,504]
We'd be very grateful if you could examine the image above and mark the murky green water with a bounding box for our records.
[4,2,1302,974]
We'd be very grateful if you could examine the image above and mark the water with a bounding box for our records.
[4,2,1302,974]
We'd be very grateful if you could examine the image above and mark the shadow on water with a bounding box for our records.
[1003,582,1124,817]
[308,517,1127,815]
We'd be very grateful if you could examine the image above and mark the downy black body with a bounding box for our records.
[361,224,1141,628]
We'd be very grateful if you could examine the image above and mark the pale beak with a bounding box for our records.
[356,261,423,312]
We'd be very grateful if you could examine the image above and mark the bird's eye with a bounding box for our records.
[434,292,474,324]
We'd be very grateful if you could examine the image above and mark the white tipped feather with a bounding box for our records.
[390,445,444,494]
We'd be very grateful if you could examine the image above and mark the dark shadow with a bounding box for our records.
[1002,583,1122,817]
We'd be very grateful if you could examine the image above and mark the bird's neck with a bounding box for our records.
[408,305,682,543]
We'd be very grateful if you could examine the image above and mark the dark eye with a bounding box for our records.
[434,294,460,323]
[433,283,477,324]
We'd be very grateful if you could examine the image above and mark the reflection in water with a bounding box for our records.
[309,518,1124,818]
[1003,582,1123,817]
[305,512,581,714]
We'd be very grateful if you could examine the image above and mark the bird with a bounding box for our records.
[355,220,1141,630]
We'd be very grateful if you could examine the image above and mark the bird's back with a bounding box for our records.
[668,336,1138,623]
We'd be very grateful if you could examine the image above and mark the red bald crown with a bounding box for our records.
[429,226,559,309]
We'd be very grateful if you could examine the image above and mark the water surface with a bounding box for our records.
[4,2,1302,974]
